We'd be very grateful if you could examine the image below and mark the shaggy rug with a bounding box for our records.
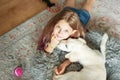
[0,0,120,80]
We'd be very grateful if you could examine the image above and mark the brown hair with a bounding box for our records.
[37,9,85,50]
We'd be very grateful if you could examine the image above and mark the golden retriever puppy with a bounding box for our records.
[53,33,108,80]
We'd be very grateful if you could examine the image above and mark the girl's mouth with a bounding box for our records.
[56,35,62,40]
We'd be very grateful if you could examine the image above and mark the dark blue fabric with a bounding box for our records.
[64,7,90,26]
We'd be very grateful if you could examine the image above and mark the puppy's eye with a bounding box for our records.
[65,44,68,48]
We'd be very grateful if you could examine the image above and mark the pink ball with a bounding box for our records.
[14,67,23,77]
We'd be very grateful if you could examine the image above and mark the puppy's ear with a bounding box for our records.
[70,30,80,38]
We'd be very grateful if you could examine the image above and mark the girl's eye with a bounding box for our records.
[57,26,60,28]
[64,30,69,33]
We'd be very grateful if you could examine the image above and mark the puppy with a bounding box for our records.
[53,33,108,80]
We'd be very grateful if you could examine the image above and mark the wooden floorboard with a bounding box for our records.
[0,0,47,36]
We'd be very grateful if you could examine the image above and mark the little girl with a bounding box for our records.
[38,0,95,75]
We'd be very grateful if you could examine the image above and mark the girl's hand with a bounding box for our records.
[50,34,60,48]
[54,63,66,75]
[44,34,60,53]
[54,60,71,75]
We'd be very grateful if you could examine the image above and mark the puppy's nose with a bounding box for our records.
[65,40,68,43]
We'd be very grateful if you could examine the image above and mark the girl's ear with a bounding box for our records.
[71,30,80,38]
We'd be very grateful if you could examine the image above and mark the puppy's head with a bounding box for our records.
[57,40,70,52]
[57,38,86,52]
[57,38,76,52]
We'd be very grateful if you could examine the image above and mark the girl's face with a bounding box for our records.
[52,20,74,41]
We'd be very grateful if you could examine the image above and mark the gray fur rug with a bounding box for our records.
[31,30,120,80]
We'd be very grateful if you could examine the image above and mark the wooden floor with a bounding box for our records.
[0,0,47,36]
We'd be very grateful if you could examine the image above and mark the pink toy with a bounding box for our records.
[14,67,23,77]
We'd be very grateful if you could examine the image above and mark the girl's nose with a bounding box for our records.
[58,29,62,34]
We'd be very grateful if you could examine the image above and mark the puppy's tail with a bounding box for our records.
[100,33,108,59]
